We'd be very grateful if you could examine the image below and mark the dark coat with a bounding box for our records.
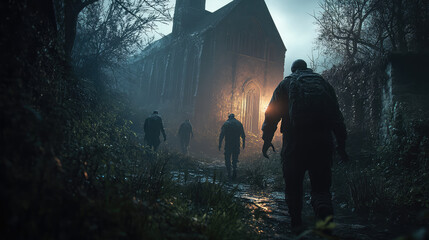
[262,69,347,157]
[219,118,245,154]
[178,121,193,142]
[144,114,166,145]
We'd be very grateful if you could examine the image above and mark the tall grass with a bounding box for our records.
[346,171,390,212]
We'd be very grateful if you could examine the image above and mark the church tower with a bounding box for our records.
[172,0,207,35]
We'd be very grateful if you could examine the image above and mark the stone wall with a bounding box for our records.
[380,53,429,141]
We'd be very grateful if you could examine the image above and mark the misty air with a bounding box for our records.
[1,0,428,239]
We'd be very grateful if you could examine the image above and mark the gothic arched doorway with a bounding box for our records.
[243,81,260,135]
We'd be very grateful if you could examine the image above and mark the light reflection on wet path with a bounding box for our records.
[171,161,405,240]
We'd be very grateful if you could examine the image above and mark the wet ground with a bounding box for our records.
[171,158,413,240]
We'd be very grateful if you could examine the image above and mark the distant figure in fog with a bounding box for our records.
[219,114,245,179]
[144,111,166,151]
[262,59,349,233]
[178,119,193,154]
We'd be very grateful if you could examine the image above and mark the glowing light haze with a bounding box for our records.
[155,0,321,77]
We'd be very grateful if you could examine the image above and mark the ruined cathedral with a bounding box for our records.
[133,0,285,134]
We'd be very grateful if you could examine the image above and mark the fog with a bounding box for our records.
[3,0,428,239]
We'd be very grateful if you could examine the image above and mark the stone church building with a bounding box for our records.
[133,0,286,135]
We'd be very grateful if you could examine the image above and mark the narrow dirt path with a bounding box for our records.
[174,157,411,239]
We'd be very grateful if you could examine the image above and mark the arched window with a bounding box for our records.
[242,81,261,135]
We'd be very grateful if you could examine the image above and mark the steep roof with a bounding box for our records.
[253,0,286,51]
[138,0,242,59]
[190,0,242,35]
[138,0,285,59]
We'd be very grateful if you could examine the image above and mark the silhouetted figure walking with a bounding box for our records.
[262,59,349,233]
[219,114,245,179]
[178,119,193,154]
[144,111,166,151]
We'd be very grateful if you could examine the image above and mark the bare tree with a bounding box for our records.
[314,0,428,137]
[370,0,428,52]
[314,0,428,62]
[52,0,99,58]
[72,0,171,89]
[53,0,171,59]
[314,0,382,62]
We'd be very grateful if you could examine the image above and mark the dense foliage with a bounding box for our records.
[315,0,428,62]
[1,0,428,239]
[0,1,259,239]
[315,0,429,226]
[72,0,171,90]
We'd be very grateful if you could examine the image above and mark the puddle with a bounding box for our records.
[169,164,411,239]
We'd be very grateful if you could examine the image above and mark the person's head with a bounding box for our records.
[185,119,190,123]
[291,59,307,73]
[228,113,235,119]
[152,110,158,115]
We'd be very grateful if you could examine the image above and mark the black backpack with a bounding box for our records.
[288,72,333,129]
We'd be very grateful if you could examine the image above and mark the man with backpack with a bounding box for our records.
[261,59,349,232]
[144,110,167,151]
[219,113,245,179]
[178,119,193,154]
